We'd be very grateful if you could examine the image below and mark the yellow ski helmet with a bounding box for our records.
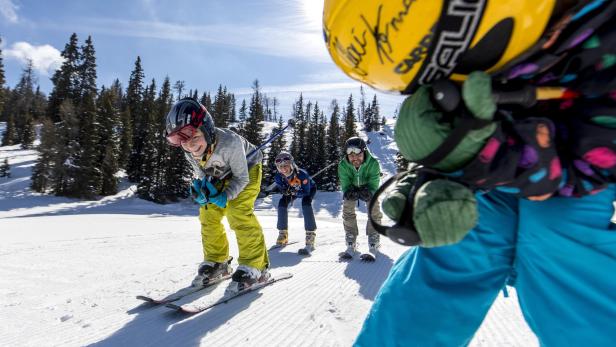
[323,0,557,94]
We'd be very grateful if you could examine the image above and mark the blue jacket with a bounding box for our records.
[274,168,315,198]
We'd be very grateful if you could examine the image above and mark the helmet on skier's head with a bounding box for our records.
[275,151,297,174]
[345,137,367,155]
[165,97,216,147]
[323,0,557,94]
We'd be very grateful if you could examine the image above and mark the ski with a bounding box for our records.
[165,272,293,314]
[136,274,232,305]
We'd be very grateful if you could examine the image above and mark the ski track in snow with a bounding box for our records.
[0,122,537,346]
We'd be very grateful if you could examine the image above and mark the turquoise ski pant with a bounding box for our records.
[356,186,616,347]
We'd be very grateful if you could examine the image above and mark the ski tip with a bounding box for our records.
[136,295,155,303]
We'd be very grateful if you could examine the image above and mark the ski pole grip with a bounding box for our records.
[491,85,537,108]
[431,79,461,113]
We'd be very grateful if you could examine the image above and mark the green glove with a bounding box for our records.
[380,171,478,247]
[394,72,497,172]
[413,179,477,247]
[462,71,496,121]
[381,172,417,221]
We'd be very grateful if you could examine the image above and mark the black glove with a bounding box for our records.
[357,186,372,202]
[343,187,360,201]
[283,187,293,196]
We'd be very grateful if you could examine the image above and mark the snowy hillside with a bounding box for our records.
[0,121,537,346]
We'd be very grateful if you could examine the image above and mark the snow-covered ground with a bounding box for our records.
[0,122,537,346]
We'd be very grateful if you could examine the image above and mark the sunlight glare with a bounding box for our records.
[302,0,324,28]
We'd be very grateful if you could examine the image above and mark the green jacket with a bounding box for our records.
[338,150,381,193]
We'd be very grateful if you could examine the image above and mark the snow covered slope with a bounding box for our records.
[0,122,537,346]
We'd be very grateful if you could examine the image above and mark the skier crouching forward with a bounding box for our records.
[165,97,269,293]
[338,137,382,259]
[273,151,317,254]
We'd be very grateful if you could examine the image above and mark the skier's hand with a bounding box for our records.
[395,72,496,172]
[357,186,372,202]
[190,178,208,205]
[282,187,293,196]
[343,187,359,201]
[381,171,477,247]
[204,179,228,208]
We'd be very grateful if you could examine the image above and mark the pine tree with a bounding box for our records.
[324,99,342,191]
[314,109,328,187]
[173,80,185,101]
[305,101,321,175]
[200,91,212,111]
[71,92,100,198]
[51,100,79,195]
[359,85,366,124]
[370,94,381,131]
[243,80,264,146]
[20,112,35,149]
[237,99,247,135]
[8,60,37,144]
[212,84,228,127]
[97,88,120,195]
[32,86,47,120]
[118,107,132,169]
[263,116,287,186]
[31,118,57,191]
[0,37,5,118]
[364,103,373,132]
[79,36,97,100]
[343,94,357,142]
[126,56,145,182]
[0,157,9,178]
[47,33,80,122]
[137,80,158,201]
[1,112,15,146]
[228,94,236,124]
[158,77,190,202]
[290,94,305,163]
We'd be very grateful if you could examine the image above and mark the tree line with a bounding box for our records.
[0,33,390,202]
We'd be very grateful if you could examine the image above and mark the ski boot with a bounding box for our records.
[275,229,289,247]
[360,238,381,262]
[298,231,316,255]
[339,241,357,260]
[191,258,233,287]
[226,265,270,293]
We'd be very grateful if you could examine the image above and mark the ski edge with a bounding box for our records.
[166,272,294,314]
[136,273,233,305]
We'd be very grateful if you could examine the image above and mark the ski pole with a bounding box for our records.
[431,79,579,113]
[216,118,295,181]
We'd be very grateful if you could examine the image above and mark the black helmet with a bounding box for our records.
[165,97,216,144]
[345,137,367,154]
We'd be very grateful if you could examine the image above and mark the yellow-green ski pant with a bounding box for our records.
[198,164,269,270]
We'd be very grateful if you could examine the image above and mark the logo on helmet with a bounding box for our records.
[418,0,485,85]
[394,27,434,74]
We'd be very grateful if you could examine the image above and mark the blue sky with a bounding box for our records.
[0,0,403,118]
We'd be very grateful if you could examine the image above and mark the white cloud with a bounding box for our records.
[72,17,329,62]
[0,0,19,23]
[5,42,64,76]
